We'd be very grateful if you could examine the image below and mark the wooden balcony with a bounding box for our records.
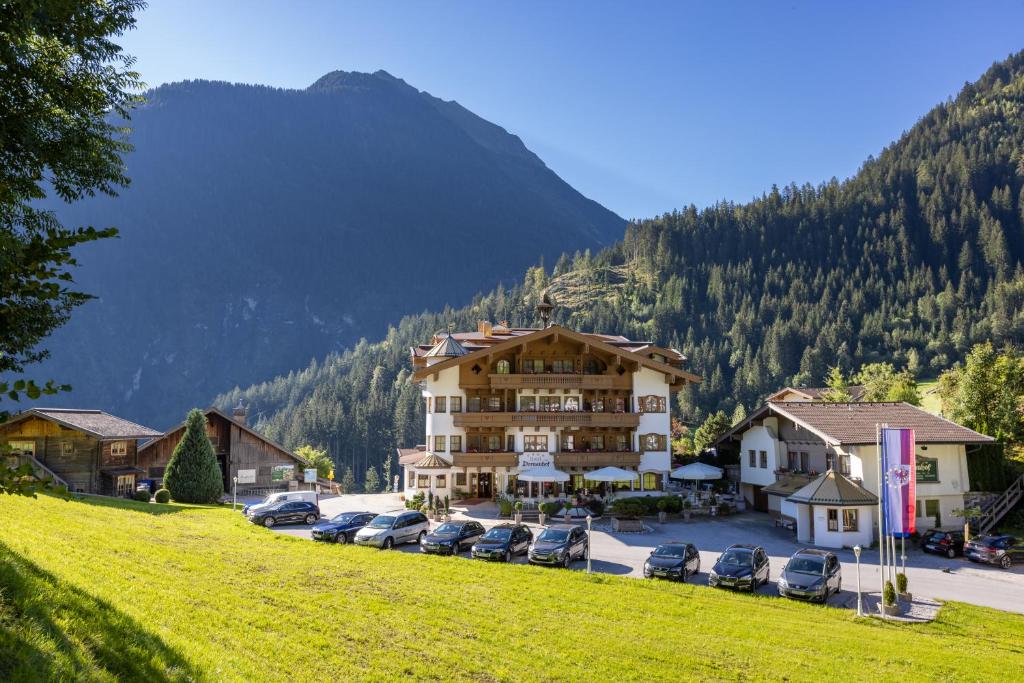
[453,411,640,428]
[487,373,623,390]
[554,452,641,468]
[450,452,518,467]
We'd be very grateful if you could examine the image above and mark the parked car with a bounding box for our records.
[777,549,842,603]
[471,523,533,562]
[920,527,966,558]
[644,542,701,581]
[420,521,486,555]
[965,535,1023,568]
[353,510,429,549]
[709,544,770,591]
[249,500,320,528]
[311,511,376,544]
[243,490,318,517]
[528,525,588,568]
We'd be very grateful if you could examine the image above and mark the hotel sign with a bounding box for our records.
[519,452,553,469]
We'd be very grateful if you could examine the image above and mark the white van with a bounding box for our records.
[243,490,318,517]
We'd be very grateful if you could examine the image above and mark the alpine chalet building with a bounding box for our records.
[398,313,700,501]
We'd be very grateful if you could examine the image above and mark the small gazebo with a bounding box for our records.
[783,470,877,549]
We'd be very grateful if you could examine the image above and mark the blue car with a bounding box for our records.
[311,511,376,544]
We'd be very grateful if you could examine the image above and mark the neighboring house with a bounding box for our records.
[0,408,161,496]
[715,400,993,548]
[764,385,867,402]
[400,318,701,500]
[137,405,308,493]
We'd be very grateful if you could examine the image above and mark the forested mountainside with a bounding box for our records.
[218,52,1024,484]
[31,70,624,427]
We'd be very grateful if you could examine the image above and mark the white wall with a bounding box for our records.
[810,505,875,549]
[739,423,783,486]
[422,367,464,453]
[633,367,671,468]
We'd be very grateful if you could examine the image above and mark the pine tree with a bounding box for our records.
[821,366,853,402]
[382,454,393,493]
[364,466,381,493]
[340,467,356,494]
[164,409,223,503]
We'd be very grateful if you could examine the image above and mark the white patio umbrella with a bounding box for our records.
[517,466,570,482]
[670,462,723,481]
[585,466,639,482]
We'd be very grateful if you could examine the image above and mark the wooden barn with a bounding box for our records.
[137,405,309,494]
[0,408,162,496]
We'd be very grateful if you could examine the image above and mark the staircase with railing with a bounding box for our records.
[12,454,70,490]
[977,472,1024,535]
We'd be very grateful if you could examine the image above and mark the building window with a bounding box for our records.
[787,451,798,470]
[613,397,626,412]
[61,441,74,456]
[436,474,447,488]
[923,499,940,519]
[561,434,575,451]
[616,434,629,451]
[842,509,858,531]
[455,472,467,486]
[450,436,462,452]
[407,470,415,487]
[583,359,600,375]
[520,395,536,411]
[425,397,431,413]
[838,453,850,475]
[507,434,515,452]
[759,451,767,469]
[487,435,502,451]
[435,396,447,413]
[564,396,580,411]
[450,396,462,413]
[916,455,939,482]
[495,360,510,375]
[524,435,548,452]
[417,474,429,488]
[433,435,446,452]
[639,395,666,413]
[111,441,128,457]
[827,508,839,532]
[641,433,666,451]
[748,449,756,468]
[592,435,605,451]
[800,452,809,472]
[487,396,502,412]
[642,472,660,490]
[523,359,545,374]
[552,359,573,373]
[592,397,605,412]
[116,475,134,497]
[467,397,481,413]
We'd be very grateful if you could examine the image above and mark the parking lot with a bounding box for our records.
[250,492,1024,615]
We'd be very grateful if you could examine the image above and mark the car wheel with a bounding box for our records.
[504,550,512,563]
[336,532,347,544]
[947,547,956,559]
[1001,555,1012,569]
[304,514,317,525]
[382,536,394,550]
[263,517,275,528]
[563,554,571,569]
[417,530,427,544]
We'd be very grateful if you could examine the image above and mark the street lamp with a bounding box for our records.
[232,476,238,512]
[853,544,863,617]
[586,515,592,574]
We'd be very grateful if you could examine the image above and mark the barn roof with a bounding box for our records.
[3,408,161,440]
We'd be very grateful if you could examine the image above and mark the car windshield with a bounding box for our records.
[788,557,825,574]
[367,515,395,529]
[538,529,570,543]
[483,528,512,541]
[433,523,462,536]
[928,532,948,542]
[653,545,687,558]
[719,549,752,565]
[329,513,357,523]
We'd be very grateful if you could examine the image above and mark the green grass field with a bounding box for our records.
[918,379,942,415]
[1,495,1022,681]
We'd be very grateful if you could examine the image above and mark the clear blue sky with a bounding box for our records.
[120,1,1024,220]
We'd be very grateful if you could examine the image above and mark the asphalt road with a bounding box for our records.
[247,492,1024,615]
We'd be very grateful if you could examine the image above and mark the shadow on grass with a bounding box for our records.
[0,541,203,682]
[58,492,224,516]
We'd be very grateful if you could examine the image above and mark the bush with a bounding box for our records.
[609,498,646,518]
[164,408,224,503]
[883,580,897,607]
[514,500,523,512]
[498,498,513,517]
[586,499,604,516]
[154,488,171,504]
[539,501,561,516]
[896,572,908,594]
[405,491,425,510]
[443,495,450,512]
[683,500,693,510]
[133,489,151,503]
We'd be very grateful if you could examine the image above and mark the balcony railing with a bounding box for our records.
[451,452,518,467]
[454,411,640,428]
[554,452,641,468]
[488,373,619,390]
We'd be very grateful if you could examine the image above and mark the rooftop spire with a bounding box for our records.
[537,292,555,328]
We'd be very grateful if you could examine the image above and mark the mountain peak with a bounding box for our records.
[307,69,413,93]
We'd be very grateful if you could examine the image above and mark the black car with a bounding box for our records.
[921,527,966,558]
[528,525,588,568]
[644,542,701,581]
[965,535,1024,568]
[777,549,842,603]
[311,511,376,543]
[249,500,320,528]
[420,521,486,556]
[709,544,770,591]
[471,523,533,562]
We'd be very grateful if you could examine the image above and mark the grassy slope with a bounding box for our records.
[918,379,942,416]
[1,496,1022,682]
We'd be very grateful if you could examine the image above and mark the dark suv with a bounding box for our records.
[420,521,486,555]
[778,549,842,603]
[920,527,965,558]
[709,544,769,591]
[471,524,533,562]
[965,535,1023,568]
[249,500,320,528]
[311,511,376,543]
[528,525,588,568]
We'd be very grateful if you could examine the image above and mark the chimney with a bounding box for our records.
[232,400,247,425]
[477,320,493,337]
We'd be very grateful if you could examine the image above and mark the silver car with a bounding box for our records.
[354,510,430,549]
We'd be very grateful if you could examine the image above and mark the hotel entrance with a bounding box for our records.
[471,472,493,499]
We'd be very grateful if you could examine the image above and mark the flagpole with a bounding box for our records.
[877,423,884,602]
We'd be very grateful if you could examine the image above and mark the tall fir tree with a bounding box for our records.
[164,409,223,503]
[364,466,381,493]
